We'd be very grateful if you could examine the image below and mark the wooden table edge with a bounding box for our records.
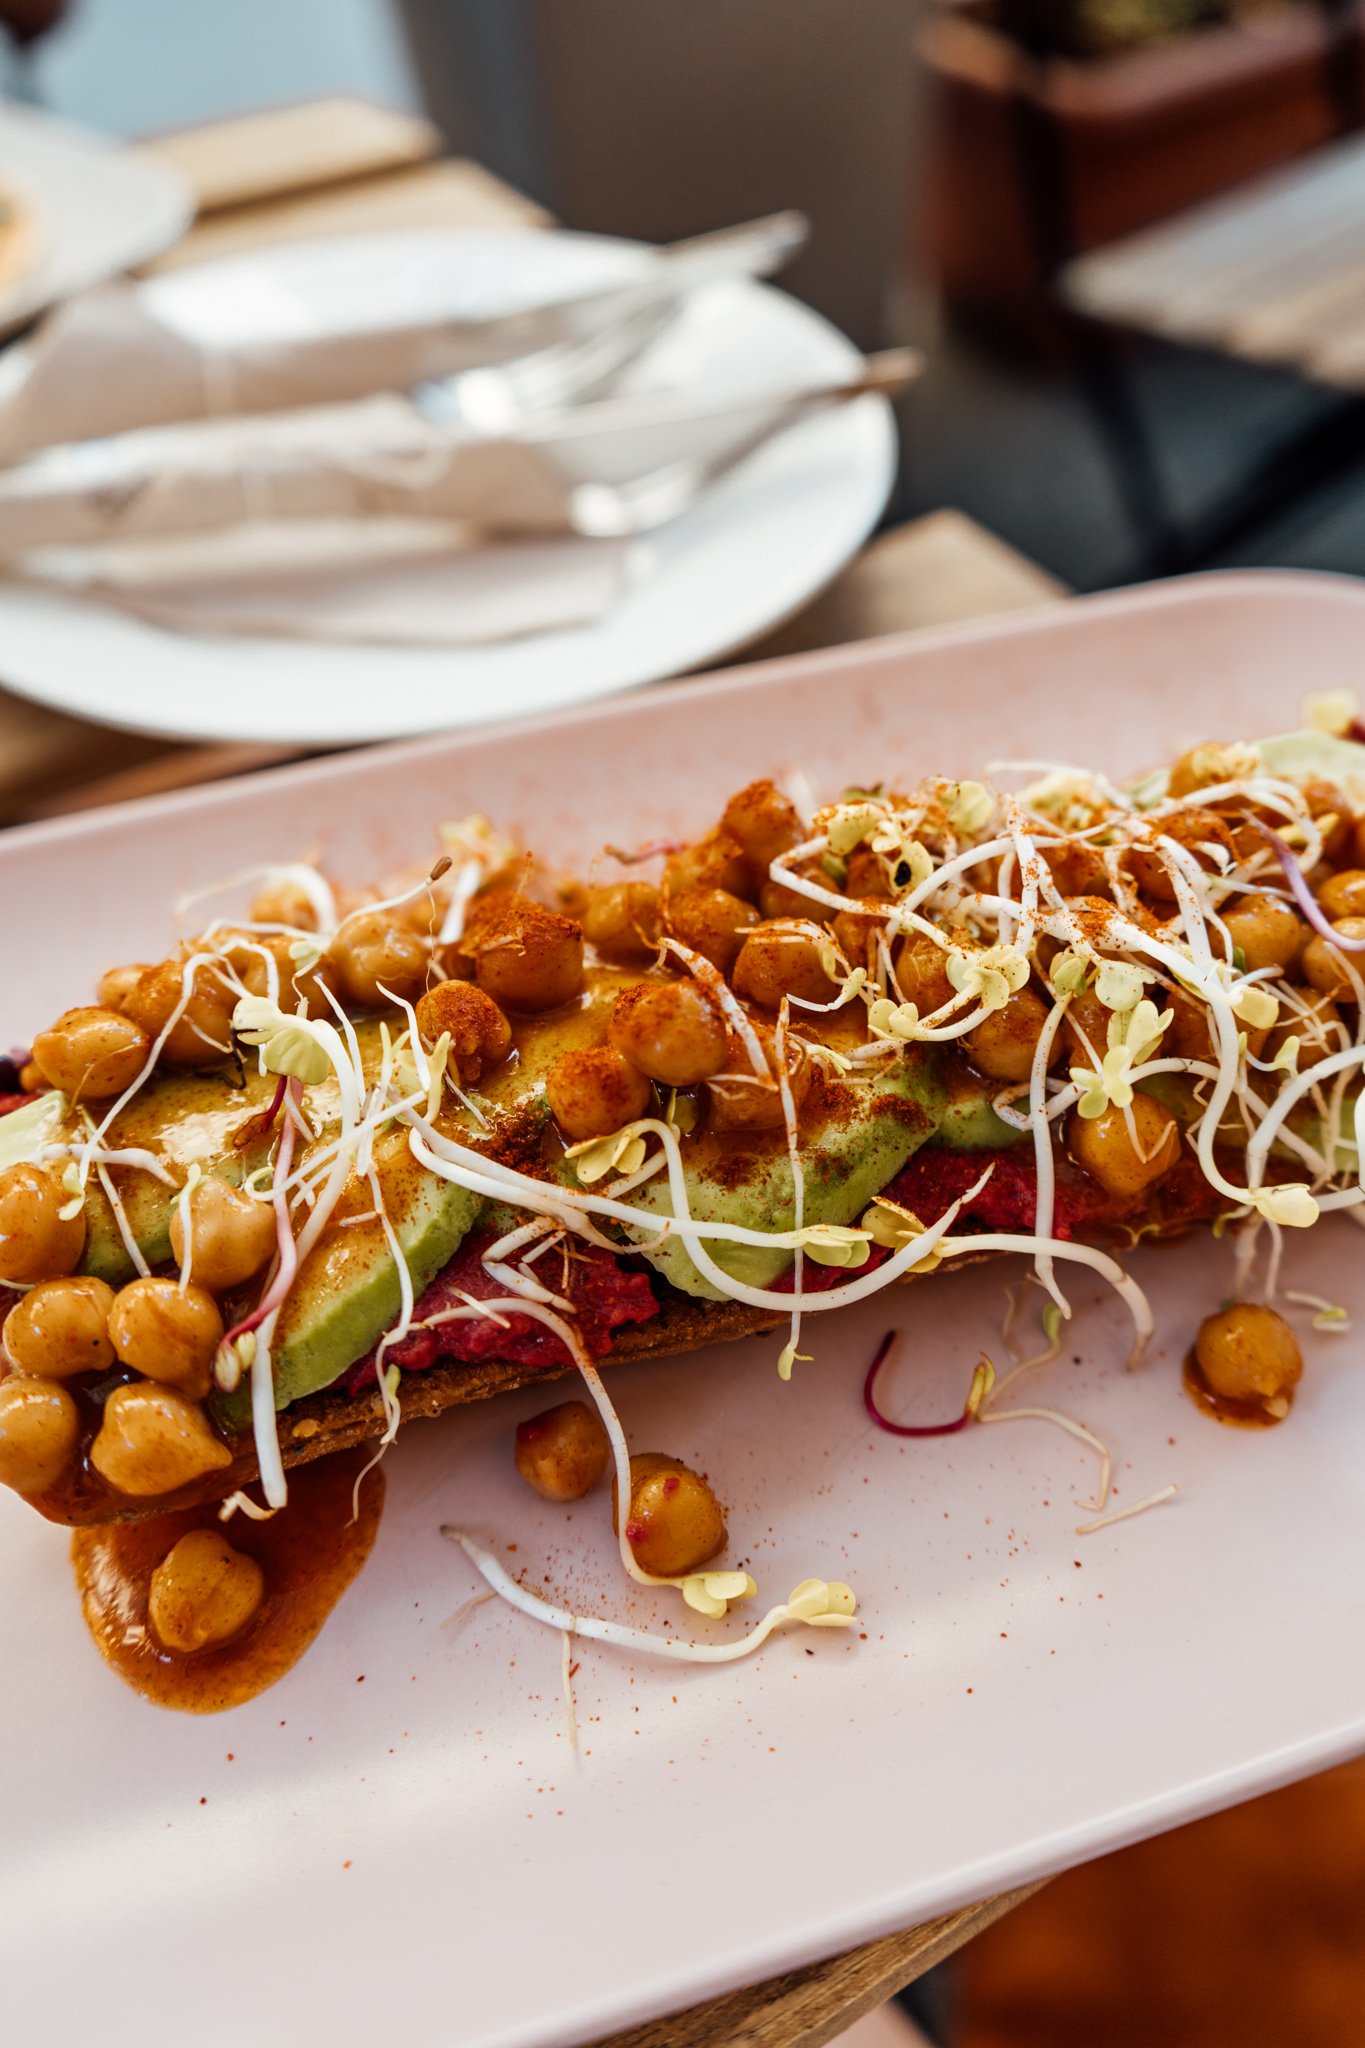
[590,1880,1049,2048]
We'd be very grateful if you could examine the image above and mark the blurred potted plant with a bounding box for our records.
[918,0,1364,332]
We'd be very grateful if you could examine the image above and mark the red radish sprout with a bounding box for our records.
[1262,826,1365,949]
[863,1331,988,1437]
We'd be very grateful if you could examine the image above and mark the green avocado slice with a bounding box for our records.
[265,1150,482,1412]
[624,1054,947,1300]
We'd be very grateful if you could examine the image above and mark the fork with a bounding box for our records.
[419,211,810,432]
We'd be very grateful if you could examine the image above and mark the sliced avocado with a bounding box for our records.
[262,1137,482,1412]
[78,1065,278,1283]
[1258,729,1365,790]
[0,1090,69,1170]
[626,1055,946,1300]
[937,1091,1027,1151]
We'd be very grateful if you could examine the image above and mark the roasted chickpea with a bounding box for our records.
[1069,1094,1180,1199]
[609,980,729,1086]
[1351,815,1365,870]
[0,1376,79,1495]
[514,1399,611,1501]
[215,928,335,1014]
[1221,894,1305,975]
[732,920,838,1010]
[1265,991,1346,1071]
[721,779,802,870]
[707,1026,812,1133]
[612,1452,727,1577]
[546,1045,651,1141]
[148,1529,265,1654]
[663,887,758,975]
[1061,988,1111,1063]
[248,878,321,931]
[1301,778,1353,864]
[96,963,151,1015]
[663,830,754,901]
[168,1178,277,1295]
[414,981,512,1084]
[1168,743,1232,800]
[90,1382,232,1498]
[472,901,584,1011]
[123,957,238,1066]
[393,879,451,939]
[4,1275,115,1378]
[107,1278,224,1399]
[1125,810,1232,904]
[0,1163,86,1285]
[1195,1303,1303,1405]
[759,875,826,922]
[1162,988,1267,1063]
[966,987,1055,1085]
[843,847,893,902]
[328,909,429,1007]
[831,907,883,973]
[893,928,955,1016]
[1045,841,1109,897]
[581,882,660,965]
[1317,869,1365,922]
[30,1005,151,1101]
[1301,918,1365,999]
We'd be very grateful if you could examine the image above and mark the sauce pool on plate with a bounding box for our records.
[71,1449,383,1712]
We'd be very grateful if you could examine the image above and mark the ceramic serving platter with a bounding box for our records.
[5,571,1365,2048]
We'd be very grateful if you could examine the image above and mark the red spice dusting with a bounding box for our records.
[661,1474,680,1498]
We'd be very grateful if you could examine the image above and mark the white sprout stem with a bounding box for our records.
[938,1230,1154,1361]
[1025,993,1072,1316]
[1246,1045,1365,1191]
[1076,1484,1178,1536]
[775,999,806,1370]
[660,936,768,1077]
[176,861,338,934]
[438,858,483,947]
[444,1531,824,1665]
[977,1401,1111,1514]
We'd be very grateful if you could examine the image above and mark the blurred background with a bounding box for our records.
[13,0,1365,591]
[8,2,1365,2042]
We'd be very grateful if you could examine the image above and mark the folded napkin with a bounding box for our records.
[23,520,634,646]
[0,215,805,462]
[0,374,863,553]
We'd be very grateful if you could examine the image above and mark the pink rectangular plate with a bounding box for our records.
[5,571,1365,2048]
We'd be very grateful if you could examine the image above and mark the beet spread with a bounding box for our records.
[346,1230,659,1391]
[886,1142,1225,1241]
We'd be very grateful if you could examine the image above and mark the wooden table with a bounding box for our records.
[0,100,1068,2045]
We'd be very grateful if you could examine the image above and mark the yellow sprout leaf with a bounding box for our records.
[232,996,331,1085]
[867,997,921,1042]
[826,802,886,856]
[1251,1183,1319,1228]
[786,1578,858,1626]
[861,1198,944,1269]
[947,944,1029,1015]
[947,780,994,836]
[1049,949,1090,998]
[794,1222,873,1269]
[1271,1035,1301,1075]
[566,1124,650,1184]
[777,1341,812,1382]
[1233,984,1279,1030]
[1095,959,1147,1012]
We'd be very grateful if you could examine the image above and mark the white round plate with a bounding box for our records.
[0,228,897,746]
[0,100,192,334]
